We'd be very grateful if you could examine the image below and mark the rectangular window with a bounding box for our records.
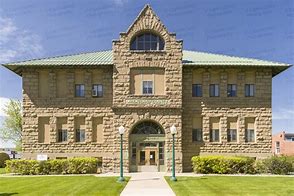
[38,117,50,143]
[58,129,67,142]
[245,118,255,142]
[209,84,219,97]
[227,129,237,142]
[245,84,255,97]
[92,84,103,97]
[192,84,202,97]
[210,129,220,142]
[192,129,203,142]
[210,117,220,142]
[75,84,85,97]
[227,84,237,97]
[245,129,255,142]
[76,129,85,142]
[142,81,153,95]
[92,117,103,143]
[275,141,280,154]
[227,117,238,142]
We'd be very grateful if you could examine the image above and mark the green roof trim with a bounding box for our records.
[2,50,291,76]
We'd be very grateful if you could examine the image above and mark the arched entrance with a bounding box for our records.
[129,121,165,172]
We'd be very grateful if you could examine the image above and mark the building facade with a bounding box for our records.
[3,5,291,172]
[272,131,294,156]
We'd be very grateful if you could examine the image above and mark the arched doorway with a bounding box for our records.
[129,121,165,172]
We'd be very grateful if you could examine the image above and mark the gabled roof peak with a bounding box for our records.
[124,4,169,35]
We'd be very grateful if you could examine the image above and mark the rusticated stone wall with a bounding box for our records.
[182,67,272,171]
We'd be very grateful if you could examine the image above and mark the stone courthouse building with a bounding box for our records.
[2,5,291,172]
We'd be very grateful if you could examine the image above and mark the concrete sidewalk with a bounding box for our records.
[120,172,175,196]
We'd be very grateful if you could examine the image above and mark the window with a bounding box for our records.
[245,84,255,97]
[227,129,237,142]
[192,129,203,142]
[210,84,219,97]
[192,84,202,97]
[76,129,85,142]
[58,129,67,142]
[159,142,164,165]
[275,141,280,154]
[130,33,164,51]
[142,81,153,95]
[92,84,103,97]
[38,117,50,143]
[227,84,237,97]
[210,129,219,142]
[245,129,255,142]
[75,84,85,97]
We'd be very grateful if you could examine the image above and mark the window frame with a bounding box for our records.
[210,129,220,142]
[245,129,255,142]
[75,84,85,97]
[227,129,237,142]
[92,84,103,98]
[192,84,202,97]
[130,33,164,51]
[142,80,154,95]
[75,129,85,142]
[192,128,203,142]
[209,84,220,97]
[245,84,255,97]
[227,84,237,97]
[58,129,68,143]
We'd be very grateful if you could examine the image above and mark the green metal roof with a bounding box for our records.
[2,50,291,76]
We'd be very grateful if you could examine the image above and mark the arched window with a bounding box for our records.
[130,33,164,51]
[131,121,164,134]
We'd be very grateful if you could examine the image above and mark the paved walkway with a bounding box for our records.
[120,172,175,196]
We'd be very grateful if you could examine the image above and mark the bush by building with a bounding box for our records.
[0,152,10,168]
[192,155,294,175]
[5,157,100,175]
[191,156,255,174]
[255,156,293,175]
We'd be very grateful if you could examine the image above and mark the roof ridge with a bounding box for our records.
[3,49,112,65]
[183,50,290,65]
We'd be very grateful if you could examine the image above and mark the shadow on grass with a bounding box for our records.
[0,193,19,196]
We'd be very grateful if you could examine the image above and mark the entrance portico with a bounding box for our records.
[129,121,165,172]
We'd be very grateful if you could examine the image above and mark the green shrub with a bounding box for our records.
[0,152,10,168]
[256,156,293,175]
[5,157,100,175]
[191,156,255,174]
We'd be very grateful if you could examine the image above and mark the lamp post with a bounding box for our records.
[118,125,125,182]
[170,125,177,181]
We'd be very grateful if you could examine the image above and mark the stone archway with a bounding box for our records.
[129,120,165,172]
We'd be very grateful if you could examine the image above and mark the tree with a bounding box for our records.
[0,99,22,151]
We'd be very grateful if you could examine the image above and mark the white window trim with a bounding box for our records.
[142,80,154,95]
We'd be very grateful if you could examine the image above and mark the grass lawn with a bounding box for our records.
[0,176,129,196]
[0,168,5,174]
[166,176,294,196]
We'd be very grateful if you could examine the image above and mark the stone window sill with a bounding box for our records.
[129,95,168,98]
[130,50,166,54]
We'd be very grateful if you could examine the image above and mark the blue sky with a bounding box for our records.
[0,0,293,142]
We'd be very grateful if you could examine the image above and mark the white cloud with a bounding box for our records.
[0,97,11,117]
[112,0,128,6]
[272,108,294,120]
[0,16,43,63]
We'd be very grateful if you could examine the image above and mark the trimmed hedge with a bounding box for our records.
[192,156,256,174]
[5,157,99,175]
[0,152,10,168]
[192,155,294,175]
